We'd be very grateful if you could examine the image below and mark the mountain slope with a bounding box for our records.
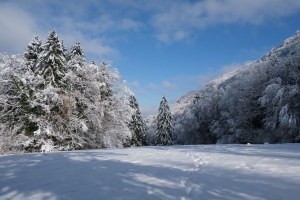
[146,31,300,145]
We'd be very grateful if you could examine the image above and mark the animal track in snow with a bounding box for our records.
[179,153,204,197]
[187,153,203,171]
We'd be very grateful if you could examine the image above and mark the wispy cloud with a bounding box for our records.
[126,81,144,95]
[119,18,144,31]
[127,81,140,88]
[3,0,298,50]
[148,83,158,90]
[0,1,137,58]
[162,81,177,89]
[151,0,300,43]
[0,3,40,54]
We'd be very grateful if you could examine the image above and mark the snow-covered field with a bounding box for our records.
[1,144,300,200]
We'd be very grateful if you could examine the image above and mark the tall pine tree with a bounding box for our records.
[128,95,147,146]
[61,40,69,60]
[24,35,42,72]
[156,96,173,146]
[36,30,66,88]
[68,42,85,67]
[99,61,114,102]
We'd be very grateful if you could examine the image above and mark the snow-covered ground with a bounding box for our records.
[1,144,300,200]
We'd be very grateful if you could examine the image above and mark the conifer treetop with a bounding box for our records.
[36,30,67,87]
[69,42,85,59]
[129,95,139,109]
[38,30,66,68]
[24,35,42,71]
[90,59,96,65]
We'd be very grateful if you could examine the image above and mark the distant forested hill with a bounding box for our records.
[146,31,300,145]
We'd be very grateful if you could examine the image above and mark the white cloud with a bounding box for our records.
[0,2,124,58]
[75,15,143,33]
[127,81,144,94]
[0,3,40,54]
[119,18,144,31]
[162,81,177,89]
[3,0,300,48]
[151,0,300,43]
[127,81,140,88]
[148,83,158,90]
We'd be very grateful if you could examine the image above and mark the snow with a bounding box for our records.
[1,144,300,200]
[40,140,55,153]
[80,121,88,133]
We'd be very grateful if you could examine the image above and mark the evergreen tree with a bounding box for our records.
[61,40,69,60]
[156,96,173,146]
[24,35,42,72]
[68,42,85,67]
[36,30,66,88]
[99,61,114,102]
[129,94,138,109]
[90,59,96,65]
[128,95,147,146]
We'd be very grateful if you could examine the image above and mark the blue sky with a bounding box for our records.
[1,0,300,116]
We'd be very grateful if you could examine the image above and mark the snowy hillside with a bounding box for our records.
[146,31,300,145]
[1,144,300,200]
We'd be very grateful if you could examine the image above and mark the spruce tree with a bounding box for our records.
[129,94,138,109]
[61,40,69,60]
[36,30,66,88]
[99,61,114,102]
[68,42,85,67]
[156,96,173,146]
[128,95,147,146]
[90,59,96,65]
[24,35,42,72]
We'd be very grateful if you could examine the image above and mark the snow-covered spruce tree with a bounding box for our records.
[128,95,147,146]
[68,42,85,67]
[24,35,42,72]
[99,61,114,101]
[90,59,96,65]
[36,30,66,88]
[156,96,173,146]
[61,40,69,61]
